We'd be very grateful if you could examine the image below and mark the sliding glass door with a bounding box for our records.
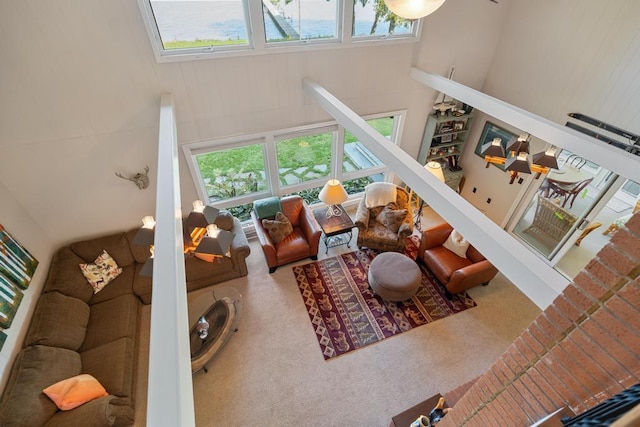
[509,150,615,260]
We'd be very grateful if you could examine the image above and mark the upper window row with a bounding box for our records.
[137,0,420,61]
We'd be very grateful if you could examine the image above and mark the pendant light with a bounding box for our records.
[384,0,446,20]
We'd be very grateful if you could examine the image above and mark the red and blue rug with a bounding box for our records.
[292,236,477,359]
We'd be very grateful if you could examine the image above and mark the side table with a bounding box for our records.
[313,205,355,254]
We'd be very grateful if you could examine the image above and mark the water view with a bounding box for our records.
[150,0,411,46]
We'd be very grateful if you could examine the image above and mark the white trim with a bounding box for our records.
[303,78,569,309]
[182,111,404,207]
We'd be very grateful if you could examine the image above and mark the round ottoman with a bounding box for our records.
[368,252,421,301]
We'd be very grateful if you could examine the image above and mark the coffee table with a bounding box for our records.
[313,205,355,254]
[188,287,242,374]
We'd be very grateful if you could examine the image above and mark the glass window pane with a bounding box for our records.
[342,117,389,173]
[352,0,414,38]
[264,0,338,43]
[195,144,267,202]
[149,0,249,50]
[276,132,333,186]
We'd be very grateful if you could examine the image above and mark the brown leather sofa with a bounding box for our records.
[418,222,498,295]
[252,195,322,273]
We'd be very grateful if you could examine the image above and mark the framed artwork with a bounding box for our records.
[0,225,37,331]
[0,225,38,290]
[0,331,6,352]
[474,121,518,170]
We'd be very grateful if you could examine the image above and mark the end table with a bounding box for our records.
[313,205,355,254]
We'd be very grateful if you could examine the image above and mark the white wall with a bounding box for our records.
[0,0,508,246]
[460,0,640,224]
[0,181,54,390]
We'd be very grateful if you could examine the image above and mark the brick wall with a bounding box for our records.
[439,212,640,427]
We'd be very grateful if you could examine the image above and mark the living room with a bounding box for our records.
[1,0,639,425]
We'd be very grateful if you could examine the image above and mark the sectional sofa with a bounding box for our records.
[0,213,250,426]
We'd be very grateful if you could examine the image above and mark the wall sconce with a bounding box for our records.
[481,133,559,184]
[318,179,349,218]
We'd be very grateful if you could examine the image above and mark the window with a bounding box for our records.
[183,111,405,220]
[352,0,415,39]
[193,141,269,203]
[147,0,251,51]
[276,129,334,187]
[264,0,340,44]
[138,0,420,61]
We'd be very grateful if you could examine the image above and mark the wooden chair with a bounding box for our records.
[547,177,593,209]
[602,199,640,236]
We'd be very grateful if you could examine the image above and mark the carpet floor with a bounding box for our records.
[133,232,541,426]
[293,239,476,359]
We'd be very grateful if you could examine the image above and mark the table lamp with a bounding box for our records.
[318,179,348,219]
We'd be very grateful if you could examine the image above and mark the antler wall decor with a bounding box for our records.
[115,166,150,190]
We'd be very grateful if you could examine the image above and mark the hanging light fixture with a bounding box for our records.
[481,133,559,184]
[384,0,446,20]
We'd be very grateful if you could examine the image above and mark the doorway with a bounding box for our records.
[506,150,637,279]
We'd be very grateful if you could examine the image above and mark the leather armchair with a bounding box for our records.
[354,184,413,252]
[252,195,322,273]
[418,222,498,295]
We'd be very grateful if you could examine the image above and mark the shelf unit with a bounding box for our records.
[417,112,474,191]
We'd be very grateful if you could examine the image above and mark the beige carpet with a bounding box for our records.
[133,224,541,426]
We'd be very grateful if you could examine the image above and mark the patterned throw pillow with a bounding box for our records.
[262,212,293,244]
[376,203,408,233]
[79,250,122,293]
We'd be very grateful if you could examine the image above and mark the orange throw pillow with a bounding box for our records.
[43,374,108,410]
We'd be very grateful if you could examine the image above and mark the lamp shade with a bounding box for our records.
[384,0,446,20]
[481,138,506,158]
[507,134,530,155]
[185,201,219,228]
[505,152,532,174]
[532,149,559,169]
[425,161,445,183]
[318,179,348,206]
[133,215,155,246]
[195,228,235,256]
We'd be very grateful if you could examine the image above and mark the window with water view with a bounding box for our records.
[142,0,418,58]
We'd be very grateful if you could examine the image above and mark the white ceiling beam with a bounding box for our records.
[303,78,568,309]
[410,67,640,183]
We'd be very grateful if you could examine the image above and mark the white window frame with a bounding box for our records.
[137,0,421,62]
[182,110,406,209]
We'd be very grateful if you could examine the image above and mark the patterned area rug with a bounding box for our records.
[292,236,477,360]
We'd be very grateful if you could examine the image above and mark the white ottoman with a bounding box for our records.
[368,252,421,301]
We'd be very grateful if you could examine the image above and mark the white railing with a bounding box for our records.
[146,94,195,426]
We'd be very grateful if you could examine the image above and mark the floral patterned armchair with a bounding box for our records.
[354,183,413,252]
